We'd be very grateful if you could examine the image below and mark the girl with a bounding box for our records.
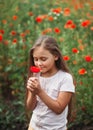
[26,35,75,130]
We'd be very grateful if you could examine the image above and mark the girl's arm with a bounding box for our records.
[26,77,38,111]
[26,90,37,111]
[38,89,73,114]
[28,77,73,114]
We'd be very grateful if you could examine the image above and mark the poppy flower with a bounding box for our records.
[84,55,92,62]
[20,33,26,38]
[42,28,52,35]
[63,56,70,61]
[72,48,79,53]
[81,20,91,27]
[30,66,40,73]
[12,38,17,44]
[12,15,18,20]
[54,27,61,33]
[11,31,16,36]
[66,20,73,25]
[64,20,76,29]
[48,16,54,21]
[78,68,87,75]
[71,23,76,29]
[35,16,42,23]
[64,8,71,16]
[28,11,33,16]
[0,30,4,34]
[52,7,62,14]
[0,34,3,42]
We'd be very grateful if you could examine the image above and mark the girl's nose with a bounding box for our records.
[37,60,42,66]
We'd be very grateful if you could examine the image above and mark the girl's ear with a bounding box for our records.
[54,55,59,61]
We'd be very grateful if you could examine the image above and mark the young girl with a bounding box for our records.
[26,35,75,130]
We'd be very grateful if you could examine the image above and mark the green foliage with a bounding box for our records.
[0,0,93,129]
[0,97,27,130]
[0,0,20,20]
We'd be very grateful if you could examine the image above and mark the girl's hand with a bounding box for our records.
[27,77,41,95]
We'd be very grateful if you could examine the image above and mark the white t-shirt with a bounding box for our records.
[30,70,75,130]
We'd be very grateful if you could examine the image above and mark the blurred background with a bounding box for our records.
[0,0,93,130]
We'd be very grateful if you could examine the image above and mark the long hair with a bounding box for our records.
[28,35,70,77]
[26,35,76,122]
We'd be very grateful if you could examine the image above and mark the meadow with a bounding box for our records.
[0,0,93,129]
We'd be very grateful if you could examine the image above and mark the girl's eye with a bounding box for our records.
[34,58,38,61]
[33,57,47,61]
[41,57,47,61]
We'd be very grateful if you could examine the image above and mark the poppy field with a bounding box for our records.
[0,0,93,129]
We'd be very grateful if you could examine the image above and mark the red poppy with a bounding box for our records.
[35,16,42,23]
[42,28,52,35]
[48,16,54,21]
[66,20,73,25]
[12,38,17,44]
[63,56,70,61]
[64,20,76,29]
[71,23,76,29]
[81,20,91,27]
[78,68,87,75]
[28,12,33,16]
[20,33,26,38]
[52,7,62,14]
[11,31,16,36]
[0,34,3,42]
[72,48,79,53]
[12,15,18,20]
[84,55,92,62]
[0,30,4,34]
[30,66,40,73]
[54,27,61,33]
[64,8,71,16]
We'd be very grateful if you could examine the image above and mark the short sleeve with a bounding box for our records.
[60,73,75,93]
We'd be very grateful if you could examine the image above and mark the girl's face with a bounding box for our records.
[33,46,58,77]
